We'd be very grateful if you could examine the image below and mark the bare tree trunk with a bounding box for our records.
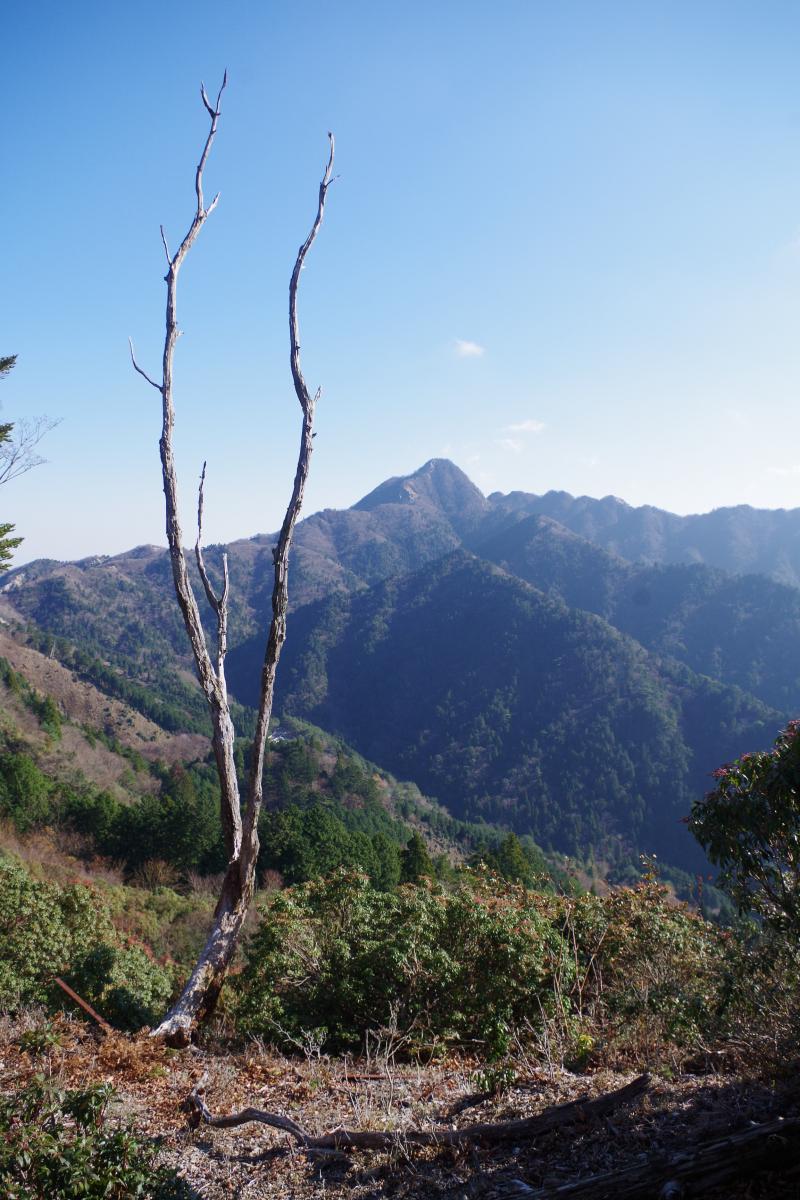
[130,76,335,1046]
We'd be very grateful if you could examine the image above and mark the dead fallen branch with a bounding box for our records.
[186,1072,650,1153]
[445,1089,497,1118]
[52,976,113,1034]
[493,1114,800,1198]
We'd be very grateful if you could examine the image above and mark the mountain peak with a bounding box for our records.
[352,459,488,532]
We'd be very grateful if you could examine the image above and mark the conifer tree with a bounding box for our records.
[400,831,434,883]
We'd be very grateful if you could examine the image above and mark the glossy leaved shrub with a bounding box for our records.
[234,869,738,1066]
[0,1075,189,1199]
[235,870,572,1054]
[0,856,173,1029]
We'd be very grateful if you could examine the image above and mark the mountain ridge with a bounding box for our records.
[4,457,799,874]
[227,547,779,868]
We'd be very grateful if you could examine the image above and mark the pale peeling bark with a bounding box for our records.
[130,77,335,1045]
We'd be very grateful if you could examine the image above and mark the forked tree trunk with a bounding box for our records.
[129,76,335,1046]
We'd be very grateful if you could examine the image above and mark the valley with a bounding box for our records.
[2,460,800,1198]
[6,457,800,876]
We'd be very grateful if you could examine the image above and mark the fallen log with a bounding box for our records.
[446,1089,498,1118]
[186,1072,650,1152]
[510,1114,800,1198]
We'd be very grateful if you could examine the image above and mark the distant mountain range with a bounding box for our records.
[5,457,800,870]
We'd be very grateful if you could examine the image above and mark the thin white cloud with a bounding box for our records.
[767,464,800,477]
[506,418,546,434]
[495,437,523,454]
[454,338,485,358]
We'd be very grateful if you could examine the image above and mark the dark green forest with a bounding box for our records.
[8,460,800,879]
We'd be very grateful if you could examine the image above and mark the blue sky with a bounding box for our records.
[5,0,800,562]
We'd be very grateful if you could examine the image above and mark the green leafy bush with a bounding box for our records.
[712,926,800,1066]
[234,869,737,1067]
[66,943,174,1032]
[235,870,569,1053]
[0,752,53,832]
[690,720,800,934]
[561,877,726,1062]
[0,1075,189,1198]
[0,857,173,1028]
[0,858,108,1006]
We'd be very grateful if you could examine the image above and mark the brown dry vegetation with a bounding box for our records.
[0,624,208,766]
[1,1013,797,1199]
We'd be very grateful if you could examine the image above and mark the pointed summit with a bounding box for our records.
[352,459,488,534]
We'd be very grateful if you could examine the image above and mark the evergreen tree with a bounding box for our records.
[0,518,22,572]
[494,832,532,884]
[371,832,402,891]
[0,356,56,572]
[400,831,434,883]
[0,751,52,831]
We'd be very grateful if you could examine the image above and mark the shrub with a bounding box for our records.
[690,720,800,934]
[235,870,570,1054]
[0,1075,189,1198]
[0,857,173,1029]
[0,752,52,832]
[234,869,740,1067]
[710,924,800,1068]
[0,858,109,1006]
[67,943,174,1032]
[563,878,726,1062]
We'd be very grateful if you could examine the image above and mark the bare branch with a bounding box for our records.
[200,69,226,120]
[160,225,171,265]
[0,414,62,487]
[220,550,230,611]
[52,976,113,1035]
[200,82,214,118]
[195,462,230,691]
[243,133,336,853]
[481,1114,800,1199]
[193,71,227,222]
[128,339,162,392]
[289,132,335,416]
[195,462,219,613]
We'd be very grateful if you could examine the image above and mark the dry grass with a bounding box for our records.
[1,1013,798,1199]
[0,820,128,887]
[0,628,209,767]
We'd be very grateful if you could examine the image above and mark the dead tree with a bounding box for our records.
[129,75,335,1045]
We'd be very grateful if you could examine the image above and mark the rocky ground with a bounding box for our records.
[1,1012,799,1199]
